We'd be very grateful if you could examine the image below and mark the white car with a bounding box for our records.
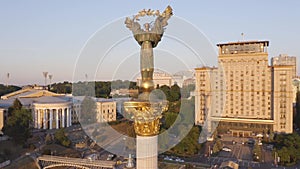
[164,156,172,161]
[222,147,232,152]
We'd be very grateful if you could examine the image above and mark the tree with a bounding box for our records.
[54,128,71,147]
[80,96,97,124]
[168,126,201,156]
[295,91,300,128]
[50,81,72,94]
[212,139,223,154]
[95,81,111,98]
[159,84,181,102]
[253,143,262,162]
[277,147,290,165]
[169,84,181,102]
[3,100,32,145]
[163,112,178,129]
[273,133,300,165]
[0,84,21,97]
[8,98,22,116]
[45,134,53,144]
[160,85,171,101]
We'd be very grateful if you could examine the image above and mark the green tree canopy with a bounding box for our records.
[163,112,178,129]
[3,100,32,145]
[294,91,300,128]
[170,84,181,102]
[168,126,201,156]
[159,84,181,102]
[273,133,300,165]
[54,128,71,147]
[8,98,22,116]
[0,84,21,97]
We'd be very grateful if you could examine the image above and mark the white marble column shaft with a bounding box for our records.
[49,109,53,129]
[69,108,72,126]
[62,108,65,128]
[136,135,158,169]
[43,109,47,129]
[56,109,59,129]
[35,109,38,128]
[66,108,70,127]
[37,109,41,129]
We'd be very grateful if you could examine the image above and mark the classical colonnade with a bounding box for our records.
[33,103,73,129]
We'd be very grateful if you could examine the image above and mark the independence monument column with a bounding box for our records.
[124,6,173,169]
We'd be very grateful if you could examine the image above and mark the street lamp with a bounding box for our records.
[43,72,48,88]
[49,75,53,90]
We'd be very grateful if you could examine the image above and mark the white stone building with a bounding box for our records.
[136,69,195,88]
[0,86,116,130]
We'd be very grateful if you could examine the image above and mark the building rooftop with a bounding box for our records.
[217,40,269,55]
[217,40,269,47]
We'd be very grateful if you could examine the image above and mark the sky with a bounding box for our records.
[0,1,300,86]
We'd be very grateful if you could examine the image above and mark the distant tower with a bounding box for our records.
[49,75,53,90]
[43,72,48,88]
[6,73,10,87]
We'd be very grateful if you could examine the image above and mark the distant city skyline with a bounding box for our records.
[1,1,300,85]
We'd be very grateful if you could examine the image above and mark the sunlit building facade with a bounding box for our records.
[195,40,295,135]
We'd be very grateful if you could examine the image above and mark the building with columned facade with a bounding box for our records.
[0,108,6,131]
[0,86,117,131]
[195,40,296,136]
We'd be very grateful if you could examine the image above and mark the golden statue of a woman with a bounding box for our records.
[125,6,173,99]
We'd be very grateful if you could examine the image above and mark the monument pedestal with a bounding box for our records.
[136,135,158,169]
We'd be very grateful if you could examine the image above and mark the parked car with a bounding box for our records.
[106,154,115,161]
[222,147,232,152]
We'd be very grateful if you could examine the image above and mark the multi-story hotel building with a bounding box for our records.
[272,54,297,77]
[195,40,295,136]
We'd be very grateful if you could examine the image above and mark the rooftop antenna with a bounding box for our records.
[43,72,48,89]
[6,73,10,87]
[49,74,53,90]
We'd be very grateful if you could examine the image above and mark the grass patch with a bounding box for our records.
[110,121,135,136]
[0,140,27,160]
[4,156,38,169]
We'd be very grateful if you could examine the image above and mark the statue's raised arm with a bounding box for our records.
[153,6,173,35]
